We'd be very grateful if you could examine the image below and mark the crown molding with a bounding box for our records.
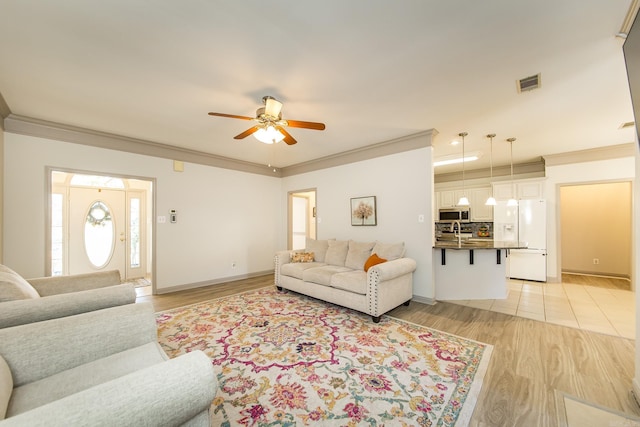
[4,114,283,177]
[0,92,10,131]
[434,158,545,184]
[280,129,436,177]
[542,143,635,167]
[3,114,436,178]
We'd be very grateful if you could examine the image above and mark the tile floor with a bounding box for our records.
[446,278,636,339]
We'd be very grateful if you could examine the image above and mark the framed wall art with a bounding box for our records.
[351,196,377,226]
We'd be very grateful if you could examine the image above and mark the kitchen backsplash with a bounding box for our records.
[435,222,494,238]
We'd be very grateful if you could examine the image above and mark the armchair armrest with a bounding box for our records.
[368,258,417,282]
[0,302,158,387]
[0,351,217,427]
[28,270,121,297]
[0,283,136,329]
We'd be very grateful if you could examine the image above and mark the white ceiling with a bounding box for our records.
[0,1,637,174]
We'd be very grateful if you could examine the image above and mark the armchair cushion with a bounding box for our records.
[27,269,121,297]
[0,356,11,420]
[0,284,136,329]
[0,266,39,302]
[0,351,216,427]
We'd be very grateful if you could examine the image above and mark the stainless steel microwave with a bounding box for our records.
[438,207,470,222]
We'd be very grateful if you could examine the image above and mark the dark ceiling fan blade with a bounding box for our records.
[277,126,297,145]
[234,126,261,139]
[208,112,255,120]
[285,119,326,130]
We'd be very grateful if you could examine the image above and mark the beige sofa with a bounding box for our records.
[275,239,416,322]
[0,302,217,426]
[0,265,135,329]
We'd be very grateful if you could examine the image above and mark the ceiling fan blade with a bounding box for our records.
[277,126,297,145]
[264,97,283,118]
[234,126,261,139]
[208,112,255,120]
[285,119,326,130]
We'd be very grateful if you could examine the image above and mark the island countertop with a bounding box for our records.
[433,239,528,250]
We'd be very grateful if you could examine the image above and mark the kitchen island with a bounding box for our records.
[433,240,527,300]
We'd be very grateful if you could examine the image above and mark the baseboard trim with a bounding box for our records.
[155,270,273,294]
[412,295,437,305]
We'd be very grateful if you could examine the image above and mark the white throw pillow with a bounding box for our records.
[345,240,375,270]
[372,242,405,261]
[0,264,40,302]
[305,238,330,263]
[324,240,349,266]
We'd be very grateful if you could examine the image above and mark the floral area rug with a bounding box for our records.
[156,287,493,426]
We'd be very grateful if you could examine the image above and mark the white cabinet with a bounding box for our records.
[437,190,466,208]
[492,179,544,201]
[435,187,493,222]
[517,180,544,199]
[469,187,493,221]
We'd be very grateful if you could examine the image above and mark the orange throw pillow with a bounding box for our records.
[364,253,387,272]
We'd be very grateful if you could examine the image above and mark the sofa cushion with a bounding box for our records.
[303,265,351,286]
[0,355,11,420]
[344,240,375,270]
[330,271,368,295]
[372,241,405,261]
[7,342,167,417]
[280,262,327,280]
[305,238,330,263]
[0,265,40,302]
[291,252,315,263]
[325,240,349,266]
[364,253,387,272]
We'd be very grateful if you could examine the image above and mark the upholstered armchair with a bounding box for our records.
[0,265,136,328]
[0,302,217,426]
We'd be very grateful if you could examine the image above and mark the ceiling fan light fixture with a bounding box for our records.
[254,125,284,144]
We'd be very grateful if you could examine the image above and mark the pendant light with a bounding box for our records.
[457,132,470,206]
[485,133,497,206]
[506,137,518,207]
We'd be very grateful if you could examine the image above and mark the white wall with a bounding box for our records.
[281,145,435,301]
[544,157,635,282]
[3,133,283,290]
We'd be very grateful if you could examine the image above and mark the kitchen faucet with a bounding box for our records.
[451,220,462,245]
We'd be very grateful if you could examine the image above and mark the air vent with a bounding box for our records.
[620,121,635,129]
[517,73,541,93]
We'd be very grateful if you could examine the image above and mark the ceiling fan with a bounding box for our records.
[208,96,325,145]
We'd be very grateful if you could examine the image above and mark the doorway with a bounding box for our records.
[48,169,155,292]
[559,181,632,290]
[288,189,317,250]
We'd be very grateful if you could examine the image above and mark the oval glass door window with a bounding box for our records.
[84,201,114,268]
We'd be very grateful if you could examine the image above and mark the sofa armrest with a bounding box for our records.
[0,302,158,387]
[0,283,136,329]
[368,258,417,282]
[0,351,217,427]
[28,270,122,296]
[274,250,292,286]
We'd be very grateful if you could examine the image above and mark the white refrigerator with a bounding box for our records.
[493,199,547,282]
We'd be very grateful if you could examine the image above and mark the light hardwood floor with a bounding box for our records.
[138,275,639,427]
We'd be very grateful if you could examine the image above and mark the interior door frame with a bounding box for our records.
[45,166,157,292]
[287,188,317,250]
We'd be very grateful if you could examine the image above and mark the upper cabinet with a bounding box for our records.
[492,178,545,201]
[435,187,493,222]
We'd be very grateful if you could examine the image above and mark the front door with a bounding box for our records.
[68,187,126,277]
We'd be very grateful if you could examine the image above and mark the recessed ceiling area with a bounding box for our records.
[0,1,637,176]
